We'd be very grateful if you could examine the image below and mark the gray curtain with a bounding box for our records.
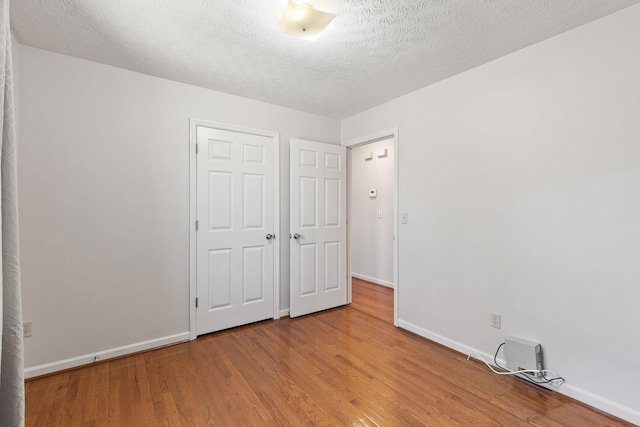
[0,0,24,425]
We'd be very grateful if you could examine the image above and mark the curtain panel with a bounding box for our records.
[0,0,25,425]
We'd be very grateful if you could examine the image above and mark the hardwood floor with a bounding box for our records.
[351,277,394,324]
[26,283,630,426]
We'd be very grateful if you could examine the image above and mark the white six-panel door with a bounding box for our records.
[196,126,275,335]
[290,139,347,317]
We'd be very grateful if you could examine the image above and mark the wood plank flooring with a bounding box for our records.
[26,280,631,426]
[351,277,394,324]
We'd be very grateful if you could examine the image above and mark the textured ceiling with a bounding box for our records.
[10,0,640,119]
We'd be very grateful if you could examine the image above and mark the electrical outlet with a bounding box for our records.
[490,313,501,329]
[23,321,32,338]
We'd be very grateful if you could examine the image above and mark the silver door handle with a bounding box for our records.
[293,233,301,240]
[266,233,274,240]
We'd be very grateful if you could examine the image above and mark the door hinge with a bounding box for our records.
[195,144,199,154]
[195,298,199,308]
[195,220,199,231]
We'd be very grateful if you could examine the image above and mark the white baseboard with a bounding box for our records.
[279,308,290,317]
[558,384,640,426]
[24,332,190,379]
[351,273,394,288]
[397,319,640,426]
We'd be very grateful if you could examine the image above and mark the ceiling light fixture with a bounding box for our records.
[276,0,336,41]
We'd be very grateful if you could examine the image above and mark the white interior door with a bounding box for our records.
[196,126,275,335]
[290,139,347,317]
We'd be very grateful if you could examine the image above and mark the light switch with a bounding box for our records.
[401,213,408,224]
[369,189,377,198]
[378,209,383,218]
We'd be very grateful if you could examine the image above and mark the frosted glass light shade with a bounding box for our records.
[276,0,336,41]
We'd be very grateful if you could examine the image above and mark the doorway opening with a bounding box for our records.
[344,128,399,326]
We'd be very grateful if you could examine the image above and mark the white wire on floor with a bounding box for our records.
[467,352,564,383]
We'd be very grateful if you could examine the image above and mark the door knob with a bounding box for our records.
[266,233,274,240]
[293,233,301,240]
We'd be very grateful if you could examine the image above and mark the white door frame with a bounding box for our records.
[189,118,280,340]
[343,127,399,326]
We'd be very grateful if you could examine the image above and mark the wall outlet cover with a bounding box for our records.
[490,312,501,329]
[23,321,32,338]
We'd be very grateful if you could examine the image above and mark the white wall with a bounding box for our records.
[343,4,640,424]
[349,138,394,287]
[17,45,340,373]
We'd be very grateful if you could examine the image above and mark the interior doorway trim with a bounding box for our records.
[343,127,399,326]
[189,118,281,340]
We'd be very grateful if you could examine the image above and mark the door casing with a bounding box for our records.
[343,127,399,326]
[189,119,280,340]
